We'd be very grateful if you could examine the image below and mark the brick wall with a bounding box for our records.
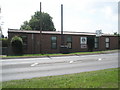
[8,31,119,54]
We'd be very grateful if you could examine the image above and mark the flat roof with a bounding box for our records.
[8,29,115,36]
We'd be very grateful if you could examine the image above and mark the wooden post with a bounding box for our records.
[40,2,42,54]
[61,4,64,45]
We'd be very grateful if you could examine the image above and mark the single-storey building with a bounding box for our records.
[8,29,119,54]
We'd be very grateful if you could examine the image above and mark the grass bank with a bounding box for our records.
[2,49,118,58]
[2,68,119,88]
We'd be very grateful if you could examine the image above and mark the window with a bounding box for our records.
[94,37,99,49]
[105,37,110,48]
[51,36,57,49]
[21,35,27,50]
[66,36,72,49]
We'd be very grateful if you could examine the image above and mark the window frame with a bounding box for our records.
[94,37,99,49]
[51,36,57,49]
[66,36,72,49]
[20,35,28,50]
[105,37,110,49]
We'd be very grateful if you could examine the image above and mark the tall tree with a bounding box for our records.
[20,11,56,31]
[114,32,120,36]
[20,21,32,30]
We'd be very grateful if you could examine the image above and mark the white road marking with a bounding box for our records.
[98,58,102,61]
[69,61,74,63]
[31,63,38,66]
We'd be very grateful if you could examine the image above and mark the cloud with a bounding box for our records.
[0,0,118,36]
[100,5,118,22]
[104,6,113,16]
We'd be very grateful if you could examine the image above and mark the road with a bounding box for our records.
[1,53,119,81]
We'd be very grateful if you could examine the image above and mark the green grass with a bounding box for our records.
[2,49,118,58]
[2,68,119,88]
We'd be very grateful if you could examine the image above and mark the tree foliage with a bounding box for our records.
[11,36,23,55]
[20,11,56,31]
[20,21,32,30]
[114,32,120,36]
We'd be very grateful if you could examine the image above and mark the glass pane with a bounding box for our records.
[67,37,72,42]
[95,38,98,43]
[51,36,57,43]
[51,36,57,49]
[105,38,109,42]
[51,37,56,41]
[21,35,27,46]
[106,43,109,48]
[67,42,72,48]
[94,43,98,48]
[52,43,56,49]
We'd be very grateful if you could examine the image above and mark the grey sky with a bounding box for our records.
[0,0,119,36]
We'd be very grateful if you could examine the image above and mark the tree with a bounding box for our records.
[20,11,56,31]
[2,34,4,38]
[20,21,32,30]
[1,38,8,47]
[114,32,120,36]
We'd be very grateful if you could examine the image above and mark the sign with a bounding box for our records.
[80,37,87,48]
[81,44,87,48]
[81,37,87,44]
[96,30,102,37]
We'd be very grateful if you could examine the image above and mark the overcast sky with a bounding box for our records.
[0,0,119,36]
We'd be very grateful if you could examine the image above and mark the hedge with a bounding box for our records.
[11,36,23,55]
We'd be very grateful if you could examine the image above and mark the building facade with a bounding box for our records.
[8,29,119,54]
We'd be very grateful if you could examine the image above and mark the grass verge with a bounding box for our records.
[2,49,119,58]
[2,68,119,88]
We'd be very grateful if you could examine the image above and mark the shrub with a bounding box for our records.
[1,38,8,47]
[11,36,23,55]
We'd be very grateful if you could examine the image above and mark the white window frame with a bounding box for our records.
[105,37,110,48]
[94,37,99,49]
[66,36,72,49]
[51,36,57,49]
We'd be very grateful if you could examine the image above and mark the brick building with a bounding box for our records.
[8,29,119,54]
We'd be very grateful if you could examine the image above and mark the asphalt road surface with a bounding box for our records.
[1,53,119,81]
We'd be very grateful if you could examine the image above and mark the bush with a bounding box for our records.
[1,38,8,47]
[11,36,23,55]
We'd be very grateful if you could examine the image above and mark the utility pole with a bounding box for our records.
[0,7,2,38]
[61,4,64,45]
[40,2,42,54]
